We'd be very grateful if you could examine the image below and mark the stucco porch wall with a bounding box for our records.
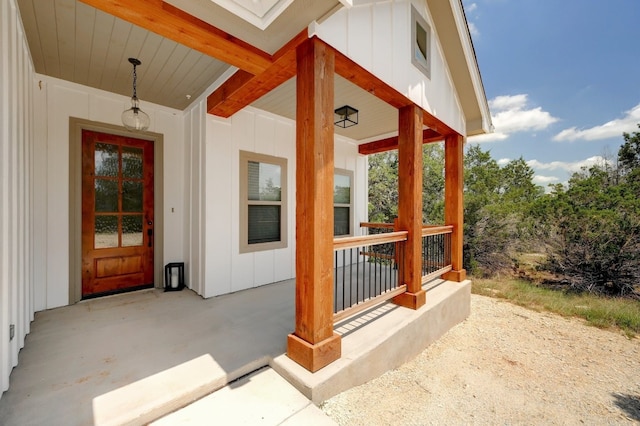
[313,0,466,136]
[183,99,369,298]
[272,279,471,404]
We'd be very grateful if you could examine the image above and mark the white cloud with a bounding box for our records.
[553,103,640,142]
[532,175,559,185]
[467,3,478,13]
[468,22,479,37]
[497,158,511,166]
[468,94,559,143]
[526,156,608,173]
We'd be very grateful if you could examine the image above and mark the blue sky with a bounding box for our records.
[463,0,640,188]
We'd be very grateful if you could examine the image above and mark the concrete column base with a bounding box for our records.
[392,289,426,310]
[442,269,467,282]
[287,332,341,373]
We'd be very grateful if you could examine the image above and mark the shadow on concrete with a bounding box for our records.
[612,393,640,421]
[0,280,295,426]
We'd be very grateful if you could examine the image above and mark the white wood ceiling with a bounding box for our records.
[18,0,231,110]
[17,0,400,140]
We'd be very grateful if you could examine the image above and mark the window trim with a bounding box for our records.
[239,151,288,253]
[334,168,354,237]
[411,5,432,79]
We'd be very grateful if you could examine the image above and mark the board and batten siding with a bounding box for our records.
[184,101,367,298]
[313,0,466,135]
[31,76,186,309]
[1,0,35,399]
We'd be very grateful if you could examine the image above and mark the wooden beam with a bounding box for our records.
[393,104,426,310]
[333,41,457,142]
[358,129,443,155]
[79,0,272,75]
[208,48,297,117]
[442,133,466,282]
[287,37,341,372]
[207,29,308,117]
[334,48,412,110]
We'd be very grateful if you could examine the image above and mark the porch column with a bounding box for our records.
[442,133,466,282]
[287,37,341,372]
[393,104,426,309]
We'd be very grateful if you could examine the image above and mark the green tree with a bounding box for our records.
[368,151,398,223]
[463,146,543,276]
[534,130,640,297]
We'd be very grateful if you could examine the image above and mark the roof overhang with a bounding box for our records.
[427,0,492,136]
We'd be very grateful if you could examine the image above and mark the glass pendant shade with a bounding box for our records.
[122,58,149,132]
[122,96,150,131]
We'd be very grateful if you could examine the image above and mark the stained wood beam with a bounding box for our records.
[207,29,308,117]
[79,0,272,75]
[442,133,466,282]
[358,129,443,155]
[333,41,457,139]
[287,37,341,372]
[393,104,426,309]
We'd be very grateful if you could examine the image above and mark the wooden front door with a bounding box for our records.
[81,130,154,298]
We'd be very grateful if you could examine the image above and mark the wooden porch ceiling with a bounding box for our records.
[78,0,458,147]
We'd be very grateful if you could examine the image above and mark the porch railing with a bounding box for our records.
[332,222,453,322]
[333,231,407,322]
[421,225,453,283]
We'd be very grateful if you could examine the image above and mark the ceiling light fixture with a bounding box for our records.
[334,105,358,128]
[122,58,150,132]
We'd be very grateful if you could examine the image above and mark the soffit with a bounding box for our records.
[252,75,399,142]
[164,0,341,54]
[17,0,230,110]
[426,0,491,135]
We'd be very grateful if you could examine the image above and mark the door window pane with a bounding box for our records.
[95,179,118,212]
[248,205,281,244]
[123,181,143,212]
[122,215,143,247]
[95,215,118,249]
[95,143,119,177]
[248,161,281,201]
[122,147,143,179]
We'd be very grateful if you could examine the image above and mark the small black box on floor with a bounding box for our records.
[164,262,185,291]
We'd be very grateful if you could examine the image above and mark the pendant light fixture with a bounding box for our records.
[122,58,150,132]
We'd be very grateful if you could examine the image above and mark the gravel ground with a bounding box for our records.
[321,294,640,425]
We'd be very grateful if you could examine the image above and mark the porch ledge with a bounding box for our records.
[271,279,471,404]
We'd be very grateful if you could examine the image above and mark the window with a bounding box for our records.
[411,6,431,79]
[240,151,287,253]
[334,169,354,237]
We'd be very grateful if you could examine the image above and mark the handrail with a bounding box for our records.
[422,225,453,236]
[359,222,395,229]
[333,231,408,251]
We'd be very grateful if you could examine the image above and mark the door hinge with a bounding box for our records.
[10,324,15,341]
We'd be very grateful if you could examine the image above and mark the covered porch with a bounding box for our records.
[0,277,469,425]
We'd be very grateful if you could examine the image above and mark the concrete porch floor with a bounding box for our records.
[0,278,470,425]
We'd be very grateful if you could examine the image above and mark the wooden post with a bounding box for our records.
[442,133,466,282]
[286,38,341,372]
[392,105,426,309]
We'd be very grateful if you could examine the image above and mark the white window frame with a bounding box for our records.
[334,168,354,237]
[411,5,432,79]
[239,151,288,253]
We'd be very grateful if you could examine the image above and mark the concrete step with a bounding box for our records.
[150,367,336,425]
[92,354,268,426]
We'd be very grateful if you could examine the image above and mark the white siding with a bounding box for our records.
[185,102,367,298]
[32,75,185,309]
[314,0,466,135]
[1,0,35,399]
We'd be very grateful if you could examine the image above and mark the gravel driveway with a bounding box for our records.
[321,294,640,425]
